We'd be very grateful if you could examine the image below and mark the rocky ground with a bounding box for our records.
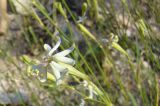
[0,0,160,105]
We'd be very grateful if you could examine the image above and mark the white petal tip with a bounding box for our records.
[44,44,51,51]
[72,60,76,65]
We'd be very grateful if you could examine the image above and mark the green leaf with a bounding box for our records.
[112,42,129,57]
[20,55,36,65]
[59,62,90,80]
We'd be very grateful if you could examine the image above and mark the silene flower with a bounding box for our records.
[83,80,97,99]
[79,80,98,106]
[44,37,75,84]
[31,63,48,82]
[30,37,75,85]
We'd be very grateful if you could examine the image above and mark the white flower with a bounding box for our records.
[79,81,98,106]
[44,37,75,85]
[79,99,85,106]
[31,63,47,82]
[83,80,97,99]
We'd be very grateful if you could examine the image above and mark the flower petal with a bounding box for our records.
[32,64,47,82]
[48,37,61,56]
[88,85,94,99]
[50,61,61,80]
[56,79,63,85]
[79,99,85,106]
[54,45,74,57]
[54,56,75,65]
[50,61,68,85]
[44,44,52,52]
[50,61,66,72]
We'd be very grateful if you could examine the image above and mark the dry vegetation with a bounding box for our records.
[0,0,160,106]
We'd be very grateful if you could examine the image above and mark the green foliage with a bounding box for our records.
[2,0,160,105]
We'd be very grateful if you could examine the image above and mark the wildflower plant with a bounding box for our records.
[24,37,75,85]
[21,36,112,105]
[8,0,160,105]
[19,1,113,105]
[43,37,75,85]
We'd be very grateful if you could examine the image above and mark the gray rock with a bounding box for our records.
[0,90,30,105]
[0,92,11,104]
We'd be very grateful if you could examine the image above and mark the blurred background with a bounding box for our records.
[0,0,160,106]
